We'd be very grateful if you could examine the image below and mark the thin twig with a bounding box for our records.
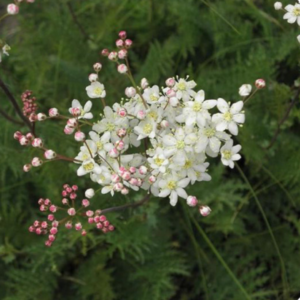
[0,76,33,132]
[265,87,300,150]
[0,108,23,125]
[100,193,151,215]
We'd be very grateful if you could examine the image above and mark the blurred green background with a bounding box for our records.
[0,0,300,299]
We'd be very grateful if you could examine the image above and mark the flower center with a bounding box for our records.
[150,94,159,102]
[83,162,94,171]
[177,82,186,91]
[106,122,115,131]
[204,128,216,137]
[143,123,153,134]
[223,112,232,121]
[94,87,103,96]
[293,7,300,16]
[167,180,176,190]
[193,102,202,112]
[148,111,158,120]
[82,153,89,160]
[184,160,192,169]
[222,150,232,160]
[96,141,103,150]
[154,157,164,166]
[176,140,185,149]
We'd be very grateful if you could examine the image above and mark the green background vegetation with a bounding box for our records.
[0,0,300,299]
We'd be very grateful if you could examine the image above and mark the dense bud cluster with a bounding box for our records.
[21,90,37,119]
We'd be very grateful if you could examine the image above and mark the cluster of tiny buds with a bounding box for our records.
[62,183,78,201]
[101,30,133,74]
[21,90,37,120]
[186,195,211,217]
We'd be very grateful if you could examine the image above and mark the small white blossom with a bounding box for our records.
[284,4,300,25]
[143,85,165,105]
[173,78,197,102]
[69,100,93,119]
[238,84,252,97]
[220,140,241,169]
[86,82,106,98]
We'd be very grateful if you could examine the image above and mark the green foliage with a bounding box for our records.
[0,0,300,299]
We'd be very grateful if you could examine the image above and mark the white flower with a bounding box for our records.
[158,175,190,206]
[212,99,245,135]
[143,85,165,104]
[284,4,300,25]
[85,188,95,198]
[174,78,197,102]
[274,2,282,10]
[238,84,252,97]
[86,82,106,98]
[77,158,102,176]
[220,140,241,169]
[75,140,97,162]
[69,99,93,119]
[89,131,113,157]
[147,147,169,174]
[134,119,157,140]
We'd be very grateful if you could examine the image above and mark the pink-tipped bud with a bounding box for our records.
[82,199,90,207]
[116,39,124,48]
[125,87,136,98]
[48,235,56,242]
[108,225,115,231]
[72,185,78,191]
[74,131,86,142]
[62,198,68,205]
[89,73,98,82]
[23,164,32,172]
[37,113,47,121]
[19,136,29,146]
[41,221,48,228]
[166,88,176,98]
[129,178,138,186]
[102,227,108,233]
[49,108,59,117]
[199,205,211,217]
[67,208,76,216]
[113,182,124,191]
[118,166,126,176]
[38,198,44,205]
[85,188,95,199]
[33,220,40,227]
[121,171,131,181]
[118,49,127,59]
[7,4,19,15]
[39,205,46,212]
[137,110,146,120]
[75,223,82,231]
[121,188,129,195]
[44,199,51,206]
[124,39,133,48]
[96,223,103,229]
[49,205,57,213]
[88,217,94,224]
[117,128,127,138]
[187,196,198,207]
[160,120,169,128]
[45,240,52,247]
[14,131,22,140]
[64,126,75,135]
[117,108,127,117]
[86,210,94,217]
[29,226,35,232]
[117,64,128,74]
[103,220,110,227]
[52,220,59,227]
[119,30,127,39]
[111,174,120,183]
[66,187,72,193]
[129,166,136,174]
[67,118,78,128]
[70,192,77,200]
[94,216,100,223]
[108,51,118,61]
[165,77,175,87]
[29,113,37,122]
[136,178,143,187]
[139,165,148,175]
[62,190,68,197]
[109,148,119,158]
[35,228,42,235]
[65,221,72,229]
[50,227,58,235]
[81,229,87,236]
[255,79,266,89]
[32,157,43,167]
[48,214,55,221]
[148,175,156,183]
[44,149,56,160]
[70,107,81,117]
[93,62,102,72]
[141,78,149,89]
[26,132,34,141]
[101,49,109,56]
[99,215,106,222]
[115,140,125,151]
[32,138,43,148]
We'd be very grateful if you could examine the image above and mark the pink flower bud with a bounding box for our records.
[14,131,22,140]
[32,138,43,148]
[75,223,82,231]
[129,166,136,173]
[118,49,127,59]
[85,188,95,199]
[119,30,127,39]
[96,223,103,229]
[32,157,43,167]
[62,190,68,197]
[111,174,120,183]
[70,107,81,117]
[45,240,52,247]
[94,216,100,223]
[109,148,119,158]
[121,171,131,181]
[89,73,98,82]
[50,227,58,235]
[44,149,56,160]
[121,188,129,195]
[40,205,46,212]
[68,208,76,216]
[64,126,75,135]
[70,193,77,199]
[187,196,198,207]
[7,4,19,15]
[74,131,85,142]
[37,113,47,121]
[117,64,128,74]
[65,221,72,229]
[72,185,78,191]
[19,136,29,146]
[117,108,127,117]
[199,205,211,217]
[125,87,136,98]
[116,39,124,48]
[29,226,35,232]
[124,39,133,48]
[62,198,68,205]
[67,118,78,128]
[41,221,48,228]
[148,175,156,183]
[48,214,55,221]
[108,225,115,231]
[113,182,124,191]
[136,178,143,186]
[101,49,109,56]
[48,235,56,242]
[108,51,118,61]
[139,165,148,175]
[165,78,175,87]
[81,229,87,236]
[166,88,176,98]
[102,227,108,233]
[255,79,266,89]
[67,188,73,195]
[129,178,138,186]
[49,205,57,213]
[52,221,59,227]
[38,198,44,205]
[29,113,37,122]
[33,220,40,227]
[160,120,169,128]
[115,140,125,151]
[49,108,59,117]
[118,166,126,176]
[117,128,127,138]
[93,62,102,72]
[103,220,110,227]
[88,217,94,224]
[86,210,94,217]
[44,199,51,206]
[23,164,32,172]
[26,133,34,141]
[141,78,149,89]
[36,228,42,235]
[82,199,90,207]
[137,110,146,120]
[99,215,106,222]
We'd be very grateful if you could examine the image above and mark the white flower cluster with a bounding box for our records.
[74,76,245,207]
